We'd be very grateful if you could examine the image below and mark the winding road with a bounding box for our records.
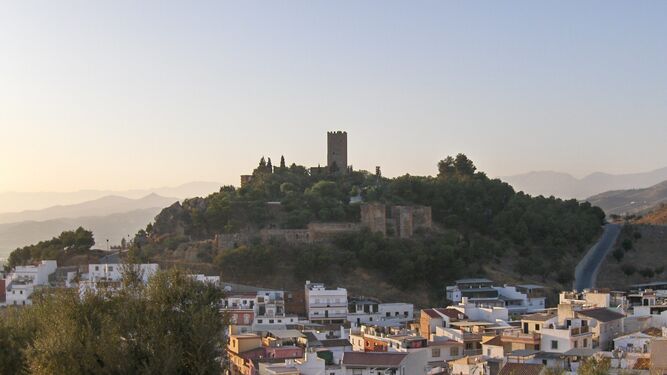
[573,224,621,291]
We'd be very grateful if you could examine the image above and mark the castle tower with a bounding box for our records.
[327,131,347,171]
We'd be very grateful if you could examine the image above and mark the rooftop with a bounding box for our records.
[521,312,556,322]
[456,278,493,284]
[341,352,407,367]
[498,363,544,375]
[577,307,626,322]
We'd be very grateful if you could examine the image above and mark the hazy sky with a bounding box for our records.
[1,1,666,192]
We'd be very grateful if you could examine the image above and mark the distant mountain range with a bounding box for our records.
[0,181,221,214]
[0,208,164,259]
[0,194,177,224]
[500,167,667,200]
[587,180,667,216]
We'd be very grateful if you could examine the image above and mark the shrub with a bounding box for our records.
[621,264,636,276]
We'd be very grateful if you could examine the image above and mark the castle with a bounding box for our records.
[226,131,432,249]
[241,131,350,187]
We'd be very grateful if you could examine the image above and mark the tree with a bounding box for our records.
[621,264,636,276]
[280,155,286,170]
[622,239,633,251]
[267,157,273,173]
[577,357,610,375]
[612,248,624,262]
[454,153,476,175]
[437,156,456,178]
[2,269,225,374]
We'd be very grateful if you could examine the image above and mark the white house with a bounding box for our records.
[305,281,348,324]
[5,260,57,306]
[79,263,159,295]
[613,331,653,354]
[539,318,593,353]
[347,300,414,325]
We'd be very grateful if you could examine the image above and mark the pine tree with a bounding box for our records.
[280,155,286,169]
[267,158,273,173]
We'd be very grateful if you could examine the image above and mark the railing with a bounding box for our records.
[463,349,483,356]
[570,326,590,335]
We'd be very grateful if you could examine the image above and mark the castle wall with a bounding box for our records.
[360,203,387,236]
[411,206,432,231]
[308,222,360,242]
[259,229,311,244]
[391,206,414,239]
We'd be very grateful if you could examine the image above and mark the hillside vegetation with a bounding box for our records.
[635,203,667,225]
[597,224,667,290]
[122,155,605,304]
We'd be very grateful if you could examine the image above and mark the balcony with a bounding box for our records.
[570,326,590,336]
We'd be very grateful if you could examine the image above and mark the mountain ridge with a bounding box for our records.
[500,166,667,199]
[0,181,221,214]
[0,194,178,224]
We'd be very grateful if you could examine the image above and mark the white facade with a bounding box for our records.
[79,263,159,295]
[305,281,348,323]
[347,302,414,325]
[190,274,221,285]
[5,260,57,306]
[453,298,509,323]
[87,263,158,283]
[495,285,546,314]
[614,332,652,353]
[540,319,593,353]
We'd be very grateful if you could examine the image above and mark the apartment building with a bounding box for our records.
[305,281,348,324]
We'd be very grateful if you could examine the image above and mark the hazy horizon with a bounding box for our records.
[2,1,666,192]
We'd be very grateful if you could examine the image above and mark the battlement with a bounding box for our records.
[327,130,347,135]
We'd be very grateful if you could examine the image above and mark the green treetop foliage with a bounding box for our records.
[7,227,95,270]
[0,268,225,375]
[148,154,604,251]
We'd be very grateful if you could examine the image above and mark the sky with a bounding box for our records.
[1,0,666,192]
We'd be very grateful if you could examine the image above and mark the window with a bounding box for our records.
[108,266,113,272]
[535,324,540,331]
[269,320,274,324]
[450,347,459,356]
[353,370,363,375]
[257,319,263,323]
[95,266,99,271]
[583,338,588,347]
[574,340,578,348]
[432,348,440,357]
[386,312,391,317]
[551,340,558,350]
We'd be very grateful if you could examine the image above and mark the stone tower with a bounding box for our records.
[327,131,347,171]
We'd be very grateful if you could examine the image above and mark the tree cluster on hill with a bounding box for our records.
[6,227,95,271]
[0,269,225,374]
[138,154,606,297]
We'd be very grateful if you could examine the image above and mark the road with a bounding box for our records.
[573,224,621,291]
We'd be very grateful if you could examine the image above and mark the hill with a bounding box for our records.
[635,204,667,225]
[597,225,667,290]
[126,154,605,305]
[0,181,220,214]
[0,194,177,224]
[501,167,667,199]
[586,180,667,216]
[0,208,163,259]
